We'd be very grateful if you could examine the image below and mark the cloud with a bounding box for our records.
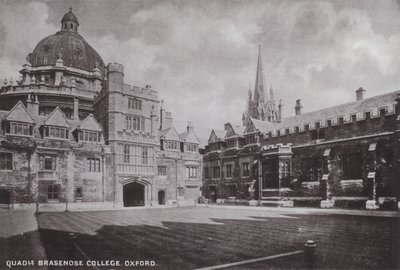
[0,1,57,78]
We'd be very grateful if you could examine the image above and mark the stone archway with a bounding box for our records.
[123,182,145,207]
[120,178,152,207]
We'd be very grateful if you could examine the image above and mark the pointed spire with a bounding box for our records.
[254,40,267,104]
[269,83,274,101]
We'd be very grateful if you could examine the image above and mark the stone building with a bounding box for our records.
[204,47,400,210]
[0,8,201,208]
[157,121,202,206]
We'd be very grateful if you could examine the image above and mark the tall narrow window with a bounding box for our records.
[187,166,197,178]
[0,153,12,170]
[124,145,130,163]
[142,146,148,164]
[242,163,250,176]
[226,164,232,178]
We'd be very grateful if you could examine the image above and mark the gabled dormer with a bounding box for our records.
[4,101,34,136]
[207,129,226,152]
[78,114,102,143]
[244,118,274,145]
[179,122,200,152]
[224,123,245,149]
[44,107,70,139]
[160,126,181,151]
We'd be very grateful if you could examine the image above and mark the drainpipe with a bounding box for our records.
[113,152,116,207]
[101,146,105,203]
[175,159,178,202]
[258,152,262,206]
[278,160,282,207]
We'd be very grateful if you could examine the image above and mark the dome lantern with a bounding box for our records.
[61,7,79,32]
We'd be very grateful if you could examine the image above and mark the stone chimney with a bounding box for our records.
[356,87,365,101]
[187,121,194,132]
[295,99,302,116]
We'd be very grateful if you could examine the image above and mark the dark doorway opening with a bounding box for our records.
[123,182,145,207]
[0,189,11,205]
[158,190,165,205]
[209,186,217,203]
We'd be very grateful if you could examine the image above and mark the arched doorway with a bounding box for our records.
[0,189,11,205]
[158,190,165,205]
[123,182,145,207]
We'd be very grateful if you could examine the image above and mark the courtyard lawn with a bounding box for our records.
[37,207,400,270]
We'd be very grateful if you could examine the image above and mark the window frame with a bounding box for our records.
[47,185,60,201]
[0,152,13,170]
[39,155,56,171]
[158,165,167,176]
[9,122,33,136]
[242,163,250,177]
[87,158,101,172]
[226,164,232,178]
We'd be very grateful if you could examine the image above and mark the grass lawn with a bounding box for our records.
[37,207,400,270]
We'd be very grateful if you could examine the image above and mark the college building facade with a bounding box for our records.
[203,46,400,210]
[0,9,202,209]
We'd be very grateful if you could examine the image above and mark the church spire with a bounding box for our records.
[253,40,267,104]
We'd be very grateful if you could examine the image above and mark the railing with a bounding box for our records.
[195,240,317,270]
[0,84,94,99]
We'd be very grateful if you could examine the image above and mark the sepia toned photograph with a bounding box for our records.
[0,0,399,269]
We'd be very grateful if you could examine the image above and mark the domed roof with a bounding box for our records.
[61,8,79,25]
[29,9,104,76]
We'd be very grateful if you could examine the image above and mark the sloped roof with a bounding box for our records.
[273,90,400,131]
[208,129,226,143]
[5,101,34,124]
[78,114,102,132]
[213,129,226,139]
[231,124,246,136]
[249,117,274,133]
[160,126,181,141]
[225,123,246,138]
[44,107,70,128]
[179,129,200,144]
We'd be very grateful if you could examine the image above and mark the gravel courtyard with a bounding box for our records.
[35,206,400,270]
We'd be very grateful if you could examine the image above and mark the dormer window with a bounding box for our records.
[45,126,68,139]
[186,143,198,152]
[79,130,101,142]
[246,135,256,145]
[9,122,33,136]
[226,140,236,149]
[165,140,180,150]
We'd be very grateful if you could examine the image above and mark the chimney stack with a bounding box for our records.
[187,121,194,132]
[295,99,302,115]
[356,87,365,101]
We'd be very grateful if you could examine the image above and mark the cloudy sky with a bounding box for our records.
[1,0,400,145]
